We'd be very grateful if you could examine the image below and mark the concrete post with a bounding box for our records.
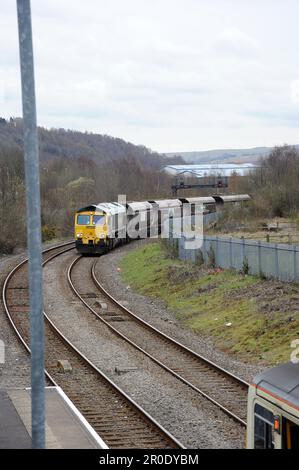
[16,0,45,449]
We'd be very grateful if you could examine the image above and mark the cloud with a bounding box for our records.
[290,79,299,104]
[1,0,299,151]
[214,27,258,58]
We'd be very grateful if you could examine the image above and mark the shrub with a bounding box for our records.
[207,246,216,268]
[195,250,204,266]
[42,225,57,242]
[160,238,179,259]
[259,270,267,280]
[242,256,249,275]
[0,239,15,254]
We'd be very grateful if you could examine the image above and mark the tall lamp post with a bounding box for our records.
[16,0,45,448]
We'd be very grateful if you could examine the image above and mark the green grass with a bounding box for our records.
[120,242,299,365]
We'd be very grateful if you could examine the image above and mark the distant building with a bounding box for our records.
[162,163,259,178]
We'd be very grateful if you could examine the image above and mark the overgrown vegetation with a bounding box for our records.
[242,256,249,275]
[0,117,183,169]
[121,242,299,364]
[0,118,179,253]
[207,246,216,268]
[218,144,299,231]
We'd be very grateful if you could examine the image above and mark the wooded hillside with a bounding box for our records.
[0,117,180,253]
[0,117,182,169]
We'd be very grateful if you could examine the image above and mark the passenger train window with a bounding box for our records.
[254,403,274,449]
[77,215,90,225]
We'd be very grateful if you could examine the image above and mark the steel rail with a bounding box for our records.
[68,255,248,427]
[2,243,184,449]
[2,241,74,358]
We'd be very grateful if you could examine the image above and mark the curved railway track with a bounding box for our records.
[68,254,249,427]
[2,243,183,449]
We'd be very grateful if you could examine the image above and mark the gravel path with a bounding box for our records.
[43,248,246,448]
[95,240,267,384]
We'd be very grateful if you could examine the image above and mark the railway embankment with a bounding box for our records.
[119,242,299,365]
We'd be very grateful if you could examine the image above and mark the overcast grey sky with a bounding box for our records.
[1,0,299,152]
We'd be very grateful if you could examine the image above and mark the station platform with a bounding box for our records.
[0,386,108,449]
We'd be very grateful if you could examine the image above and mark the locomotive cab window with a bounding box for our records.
[77,215,90,225]
[254,403,274,449]
[93,215,105,225]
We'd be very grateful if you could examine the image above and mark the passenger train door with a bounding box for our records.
[282,418,299,449]
[252,399,299,449]
[253,402,276,449]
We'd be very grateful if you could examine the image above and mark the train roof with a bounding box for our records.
[77,203,125,215]
[77,205,98,213]
[77,194,251,215]
[253,362,299,412]
[96,202,126,215]
[126,201,152,212]
[213,194,251,204]
[180,196,216,205]
[148,199,182,209]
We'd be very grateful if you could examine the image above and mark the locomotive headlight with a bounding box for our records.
[100,233,106,238]
[77,233,83,238]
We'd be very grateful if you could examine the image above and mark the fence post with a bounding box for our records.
[275,244,279,279]
[215,236,218,267]
[229,237,233,269]
[241,236,245,269]
[169,216,173,248]
[294,246,297,281]
[258,240,262,274]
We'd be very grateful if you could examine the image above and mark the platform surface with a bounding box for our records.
[0,390,31,449]
[0,387,107,449]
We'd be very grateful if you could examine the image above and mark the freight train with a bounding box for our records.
[74,194,250,254]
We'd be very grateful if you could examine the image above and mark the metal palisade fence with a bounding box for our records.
[168,231,299,283]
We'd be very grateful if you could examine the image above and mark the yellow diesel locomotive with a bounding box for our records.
[74,202,126,254]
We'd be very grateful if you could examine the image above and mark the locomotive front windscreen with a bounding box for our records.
[93,215,106,225]
[77,215,90,225]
